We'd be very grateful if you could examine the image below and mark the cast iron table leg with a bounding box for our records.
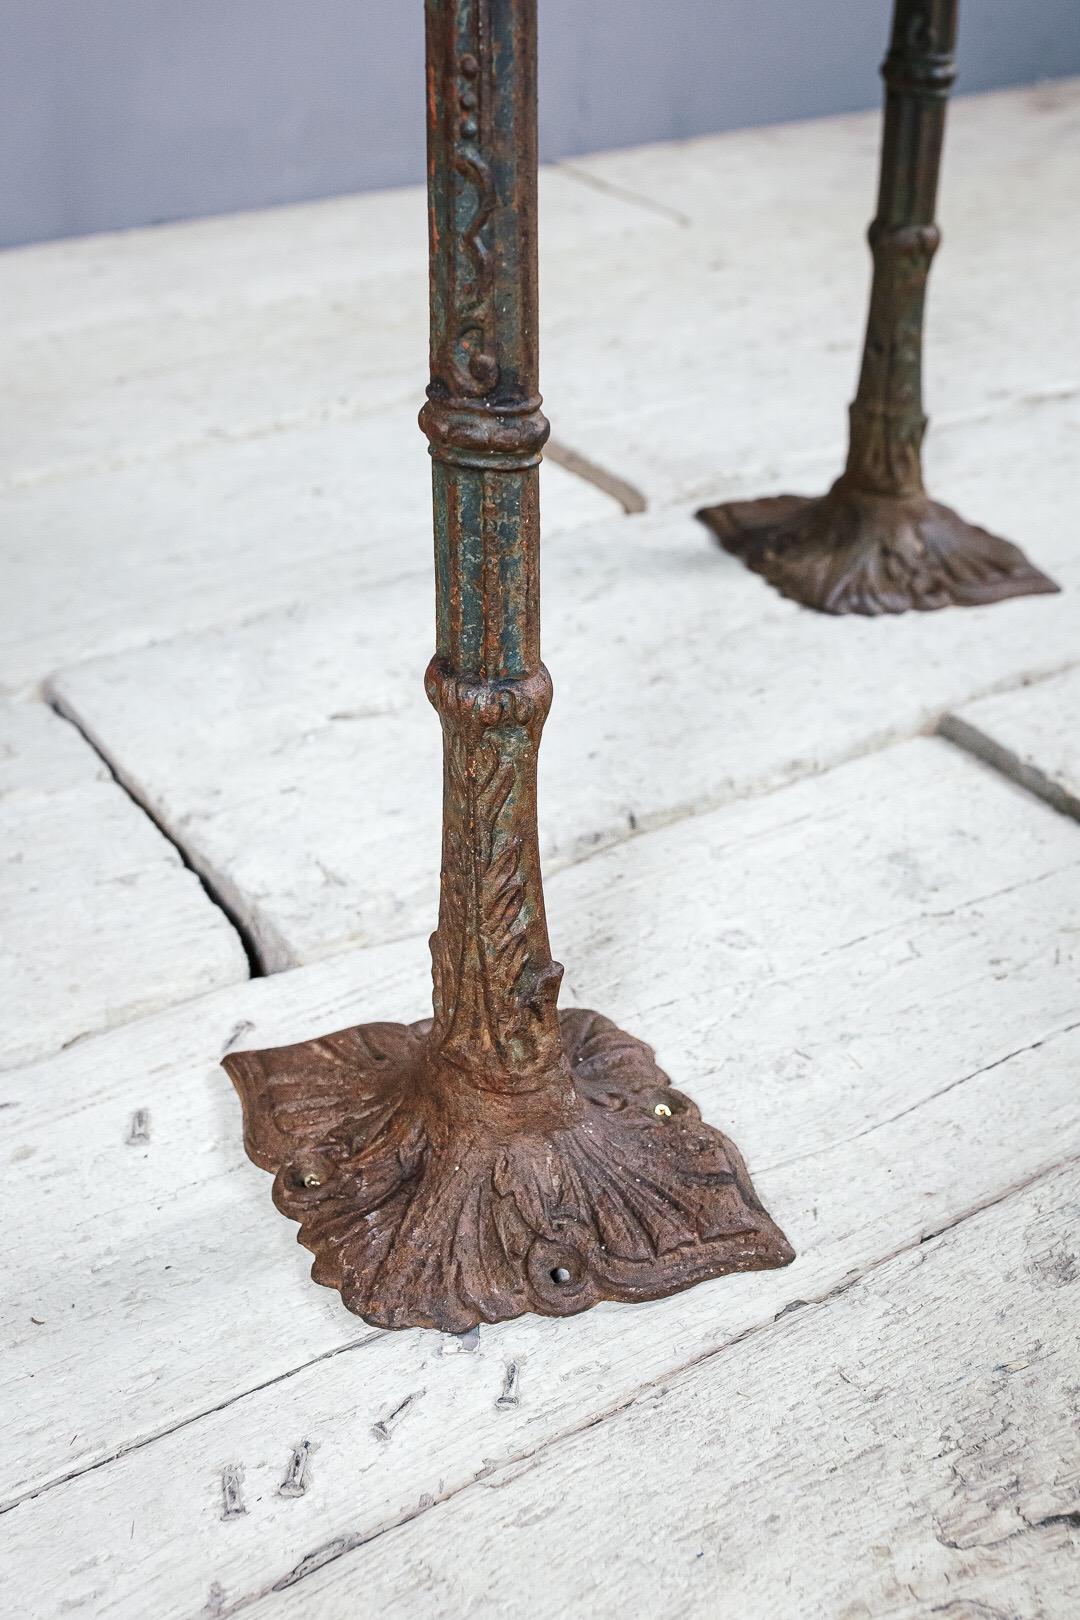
[698,0,1059,616]
[223,0,792,1333]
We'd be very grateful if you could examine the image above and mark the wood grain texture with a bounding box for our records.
[0,695,104,795]
[0,700,249,1068]
[244,1162,1080,1620]
[7,81,1075,704]
[0,168,648,487]
[942,664,1080,823]
[4,1035,1078,1617]
[0,168,648,349]
[566,76,1078,229]
[49,393,1080,969]
[0,410,615,698]
[4,83,1075,516]
[0,164,626,696]
[2,740,1078,1618]
[544,79,1080,508]
[3,82,1078,1620]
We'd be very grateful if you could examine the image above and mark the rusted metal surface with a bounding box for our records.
[224,0,792,1333]
[699,0,1059,615]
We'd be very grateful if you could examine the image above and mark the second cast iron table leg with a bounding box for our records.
[698,0,1059,616]
[222,0,792,1333]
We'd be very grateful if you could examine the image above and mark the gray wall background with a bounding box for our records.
[4,1,1080,249]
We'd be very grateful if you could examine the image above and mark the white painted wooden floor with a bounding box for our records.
[2,83,1079,1619]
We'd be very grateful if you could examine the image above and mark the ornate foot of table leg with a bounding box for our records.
[226,1007,792,1334]
[225,0,792,1332]
[702,480,1059,617]
[700,0,1059,617]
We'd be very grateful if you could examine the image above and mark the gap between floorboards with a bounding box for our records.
[42,695,264,979]
[219,1144,1080,1614]
[42,646,1080,989]
[938,685,1080,826]
[5,1018,1075,1530]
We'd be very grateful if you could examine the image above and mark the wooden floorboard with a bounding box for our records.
[942,665,1080,824]
[0,700,248,1069]
[5,83,1079,703]
[246,1163,1080,1620]
[0,408,616,697]
[546,79,1080,506]
[2,741,1078,1618]
[4,82,1078,1617]
[48,393,1080,969]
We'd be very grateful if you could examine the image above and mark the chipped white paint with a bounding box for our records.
[568,77,1080,231]
[50,395,1080,968]
[3,83,1077,514]
[2,742,1079,1620]
[0,694,105,796]
[0,701,248,1068]
[942,663,1080,823]
[0,409,616,696]
[0,167,651,490]
[545,79,1080,507]
[0,168,651,345]
[8,1017,1080,1613]
[251,1165,1080,1620]
[7,82,1076,700]
[1,85,1077,1620]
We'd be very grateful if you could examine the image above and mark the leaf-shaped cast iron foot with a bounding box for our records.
[702,1,1058,618]
[225,1009,793,1334]
[699,482,1059,616]
[226,3,793,1334]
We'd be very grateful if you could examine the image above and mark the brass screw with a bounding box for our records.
[653,1103,672,1119]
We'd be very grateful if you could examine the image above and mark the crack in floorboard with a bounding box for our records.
[555,162,693,228]
[42,695,266,979]
[545,438,648,514]
[939,707,1080,826]
[0,1325,380,1517]
[6,1113,1075,1604]
[214,1147,1080,1616]
[34,538,1079,991]
[763,1019,1080,1176]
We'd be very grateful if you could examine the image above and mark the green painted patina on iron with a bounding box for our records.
[223,0,795,1335]
[423,0,543,683]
